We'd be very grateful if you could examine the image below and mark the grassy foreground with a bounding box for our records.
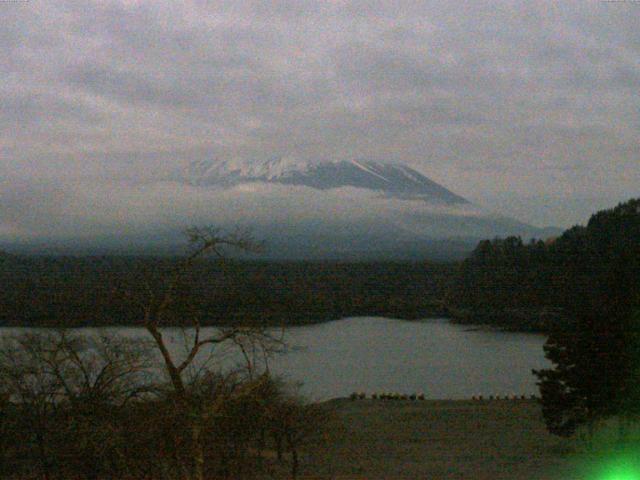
[288,398,627,480]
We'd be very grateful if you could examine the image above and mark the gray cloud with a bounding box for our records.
[1,0,639,230]
[0,177,484,245]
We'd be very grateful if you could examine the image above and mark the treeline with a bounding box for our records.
[449,198,640,332]
[534,198,640,439]
[2,198,637,332]
[447,237,560,331]
[0,258,454,327]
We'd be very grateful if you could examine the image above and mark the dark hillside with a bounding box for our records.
[448,198,640,332]
[0,257,454,327]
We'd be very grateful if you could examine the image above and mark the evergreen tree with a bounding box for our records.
[534,198,640,437]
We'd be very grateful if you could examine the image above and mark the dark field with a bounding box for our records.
[290,399,634,480]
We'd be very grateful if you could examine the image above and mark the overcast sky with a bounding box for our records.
[1,0,639,230]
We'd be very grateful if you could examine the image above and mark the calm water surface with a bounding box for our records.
[0,317,548,401]
[264,317,549,400]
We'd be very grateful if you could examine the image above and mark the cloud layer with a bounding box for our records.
[1,0,639,228]
[0,177,486,245]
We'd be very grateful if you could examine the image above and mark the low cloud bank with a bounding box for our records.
[0,178,485,248]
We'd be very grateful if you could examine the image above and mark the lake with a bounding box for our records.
[0,317,549,401]
[264,317,549,400]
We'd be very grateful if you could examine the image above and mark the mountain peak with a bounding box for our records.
[173,158,469,205]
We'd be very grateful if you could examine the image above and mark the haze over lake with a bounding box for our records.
[0,318,547,401]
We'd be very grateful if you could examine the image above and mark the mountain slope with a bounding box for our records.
[0,159,561,260]
[174,158,469,205]
[161,158,561,259]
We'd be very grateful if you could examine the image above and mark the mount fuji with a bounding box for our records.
[0,158,560,259]
[165,158,559,260]
[173,158,469,205]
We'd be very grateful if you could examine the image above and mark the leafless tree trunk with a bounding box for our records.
[120,226,284,480]
[286,431,299,479]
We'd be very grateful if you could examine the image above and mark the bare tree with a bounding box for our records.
[119,227,285,480]
[0,333,61,480]
[0,229,325,480]
[0,330,154,480]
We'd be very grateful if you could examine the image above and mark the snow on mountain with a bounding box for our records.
[159,157,562,259]
[0,158,561,260]
[172,158,469,205]
[179,157,310,184]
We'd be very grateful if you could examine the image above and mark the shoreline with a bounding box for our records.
[0,314,547,333]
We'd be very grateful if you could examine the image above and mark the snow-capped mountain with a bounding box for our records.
[160,158,560,260]
[173,158,469,205]
[0,158,561,260]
